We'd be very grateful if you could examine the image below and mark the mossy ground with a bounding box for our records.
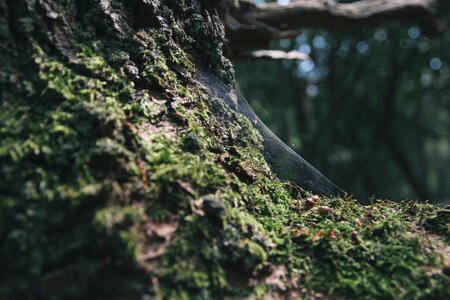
[0,1,449,299]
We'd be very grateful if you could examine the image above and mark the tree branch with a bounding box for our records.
[225,0,446,53]
[247,0,445,34]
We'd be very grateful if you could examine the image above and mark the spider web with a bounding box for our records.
[198,71,345,197]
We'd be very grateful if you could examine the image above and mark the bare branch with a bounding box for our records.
[225,0,446,53]
[247,0,445,35]
[246,50,311,60]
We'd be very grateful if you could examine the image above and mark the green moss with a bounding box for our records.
[93,206,144,261]
[1,1,448,299]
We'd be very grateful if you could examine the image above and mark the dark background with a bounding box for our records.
[233,0,450,204]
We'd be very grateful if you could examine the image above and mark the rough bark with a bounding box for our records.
[0,1,449,299]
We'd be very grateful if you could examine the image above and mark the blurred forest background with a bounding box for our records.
[233,0,450,204]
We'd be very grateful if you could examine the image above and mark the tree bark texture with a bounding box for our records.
[0,1,449,299]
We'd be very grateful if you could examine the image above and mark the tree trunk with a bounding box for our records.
[0,1,448,299]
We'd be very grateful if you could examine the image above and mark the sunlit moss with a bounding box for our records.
[0,1,448,299]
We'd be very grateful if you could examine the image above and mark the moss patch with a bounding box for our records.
[0,1,448,299]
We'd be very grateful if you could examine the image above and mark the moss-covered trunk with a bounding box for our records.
[0,0,449,299]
